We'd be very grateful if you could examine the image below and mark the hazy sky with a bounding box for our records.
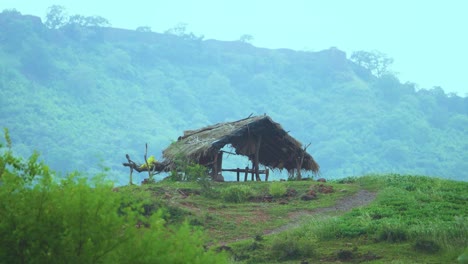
[2,0,467,96]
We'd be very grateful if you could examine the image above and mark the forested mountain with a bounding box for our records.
[1,9,467,182]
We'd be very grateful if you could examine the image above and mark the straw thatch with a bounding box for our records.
[162,115,319,173]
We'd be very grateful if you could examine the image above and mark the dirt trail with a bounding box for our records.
[265,189,377,235]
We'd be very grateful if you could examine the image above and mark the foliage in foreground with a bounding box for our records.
[0,129,228,264]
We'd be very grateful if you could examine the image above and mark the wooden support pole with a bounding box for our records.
[254,135,262,181]
[236,168,240,182]
[295,143,310,180]
[296,158,302,180]
[125,154,134,185]
[265,168,269,181]
[212,152,218,178]
[244,166,248,181]
[217,152,223,173]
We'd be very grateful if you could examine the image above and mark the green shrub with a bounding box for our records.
[185,163,208,181]
[270,231,316,260]
[0,131,228,264]
[408,217,468,250]
[336,249,354,261]
[167,159,209,182]
[269,182,287,197]
[221,185,252,203]
[413,239,441,254]
[301,217,341,240]
[376,222,408,243]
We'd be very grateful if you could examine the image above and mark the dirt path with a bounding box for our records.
[265,189,377,235]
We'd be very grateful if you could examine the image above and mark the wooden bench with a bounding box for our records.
[222,167,270,181]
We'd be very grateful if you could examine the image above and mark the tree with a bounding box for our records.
[45,5,67,29]
[136,26,151,32]
[0,130,228,263]
[83,15,110,27]
[239,34,254,43]
[165,23,203,41]
[350,50,393,77]
[68,15,110,27]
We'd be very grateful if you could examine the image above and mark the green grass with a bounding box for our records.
[120,174,467,263]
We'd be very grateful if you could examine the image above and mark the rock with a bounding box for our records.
[301,194,317,201]
[213,174,224,182]
[317,178,327,182]
[286,188,297,197]
[215,245,232,253]
[316,183,334,194]
[307,189,317,197]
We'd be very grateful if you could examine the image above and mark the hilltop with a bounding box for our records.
[1,134,466,263]
[0,9,467,182]
[114,174,467,263]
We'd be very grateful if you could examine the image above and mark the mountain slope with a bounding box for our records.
[0,10,467,181]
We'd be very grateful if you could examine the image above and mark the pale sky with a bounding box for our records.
[2,0,467,96]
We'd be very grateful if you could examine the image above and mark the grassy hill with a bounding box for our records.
[1,131,467,263]
[0,9,467,182]
[117,174,467,263]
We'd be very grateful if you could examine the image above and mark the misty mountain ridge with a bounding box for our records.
[0,10,467,182]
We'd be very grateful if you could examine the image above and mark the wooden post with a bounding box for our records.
[212,152,218,178]
[250,159,254,181]
[217,151,223,175]
[296,158,302,180]
[254,135,262,181]
[236,168,240,182]
[144,143,151,180]
[295,143,310,180]
[244,166,248,181]
[265,168,269,181]
[125,154,134,185]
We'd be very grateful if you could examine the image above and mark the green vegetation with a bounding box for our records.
[1,7,467,262]
[0,131,228,264]
[0,10,466,183]
[100,174,468,263]
[227,175,467,263]
[269,181,287,197]
[222,185,254,203]
[1,127,466,263]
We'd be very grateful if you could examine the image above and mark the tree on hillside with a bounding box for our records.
[68,14,110,27]
[136,26,152,32]
[45,5,67,29]
[45,6,110,29]
[350,50,393,77]
[165,23,204,41]
[239,34,254,43]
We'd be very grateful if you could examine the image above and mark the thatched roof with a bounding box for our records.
[162,115,319,173]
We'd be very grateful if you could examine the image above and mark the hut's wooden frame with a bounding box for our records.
[161,115,319,181]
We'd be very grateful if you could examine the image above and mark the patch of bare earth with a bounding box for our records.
[265,189,377,235]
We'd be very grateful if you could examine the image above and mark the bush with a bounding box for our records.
[0,131,228,264]
[185,163,208,181]
[167,154,209,182]
[270,232,316,260]
[221,185,252,203]
[376,222,408,243]
[269,182,287,197]
[413,239,441,254]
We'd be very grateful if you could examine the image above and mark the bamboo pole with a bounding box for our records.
[254,135,262,181]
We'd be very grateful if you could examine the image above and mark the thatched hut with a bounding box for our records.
[162,115,319,181]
